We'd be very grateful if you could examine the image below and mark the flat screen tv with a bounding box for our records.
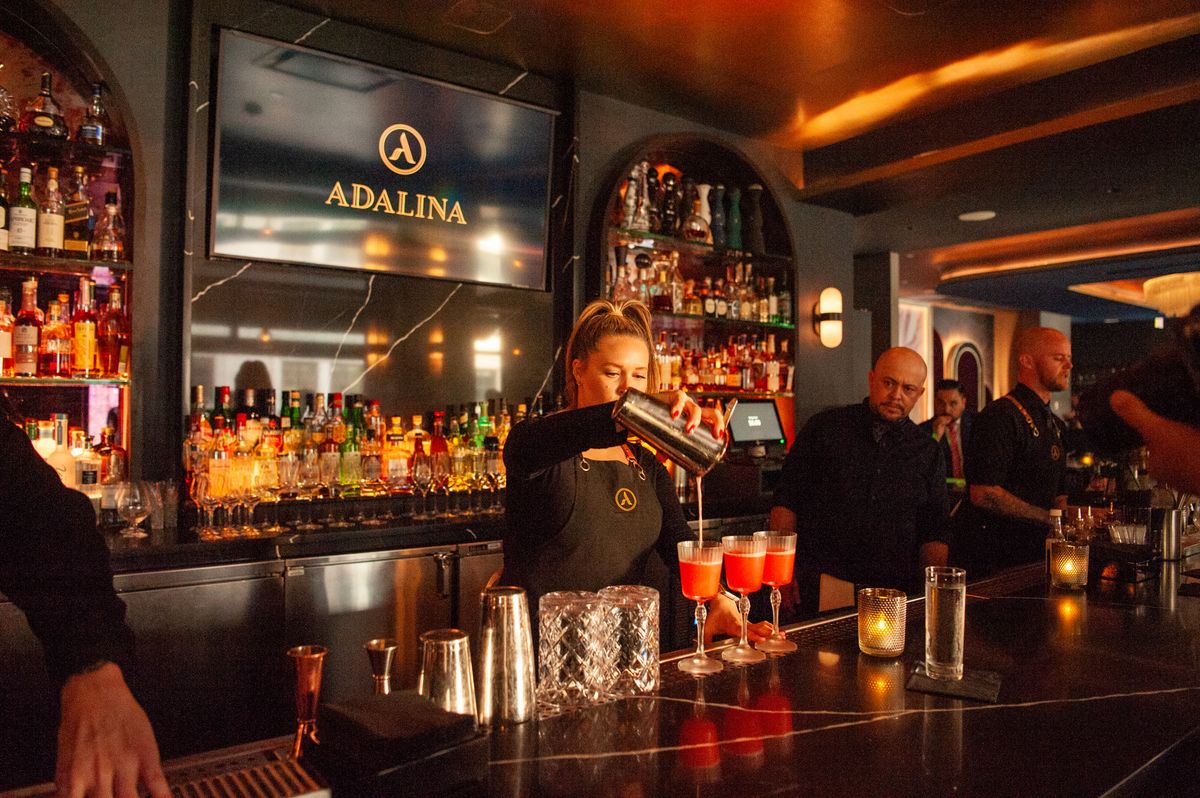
[210,29,555,290]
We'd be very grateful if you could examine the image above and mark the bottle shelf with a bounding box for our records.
[0,376,129,387]
[609,227,792,264]
[0,131,131,161]
[0,251,132,276]
[650,310,795,331]
[688,389,792,399]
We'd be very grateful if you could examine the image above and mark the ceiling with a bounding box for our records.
[274,0,1200,320]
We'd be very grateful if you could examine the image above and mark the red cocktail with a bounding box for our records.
[755,531,798,653]
[677,540,724,675]
[723,551,765,594]
[720,535,767,664]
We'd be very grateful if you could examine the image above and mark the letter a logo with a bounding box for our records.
[378,124,428,176]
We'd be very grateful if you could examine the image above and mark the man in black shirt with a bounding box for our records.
[770,348,950,617]
[955,327,1071,576]
[0,402,168,797]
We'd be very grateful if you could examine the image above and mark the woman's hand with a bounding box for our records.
[661,391,726,440]
[705,593,774,643]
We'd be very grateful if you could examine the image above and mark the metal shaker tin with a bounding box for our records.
[611,388,729,476]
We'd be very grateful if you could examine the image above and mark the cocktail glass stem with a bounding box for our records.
[737,593,751,648]
[770,587,782,631]
[694,601,709,660]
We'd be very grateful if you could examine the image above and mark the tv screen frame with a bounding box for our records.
[208,29,557,291]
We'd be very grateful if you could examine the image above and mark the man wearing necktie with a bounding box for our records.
[920,379,975,491]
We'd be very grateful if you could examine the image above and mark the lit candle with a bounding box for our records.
[1050,540,1089,589]
[857,588,906,657]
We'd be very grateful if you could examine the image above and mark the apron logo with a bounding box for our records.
[1050,444,1062,461]
[614,488,638,512]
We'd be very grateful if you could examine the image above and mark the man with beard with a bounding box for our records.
[955,327,1072,576]
[770,347,950,618]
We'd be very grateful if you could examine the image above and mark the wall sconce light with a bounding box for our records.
[813,287,843,348]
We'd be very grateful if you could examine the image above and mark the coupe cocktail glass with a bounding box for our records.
[677,540,724,675]
[721,535,766,664]
[754,531,797,653]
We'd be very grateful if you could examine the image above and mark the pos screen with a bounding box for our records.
[726,400,786,446]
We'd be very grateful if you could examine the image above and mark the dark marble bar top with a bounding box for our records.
[487,560,1200,797]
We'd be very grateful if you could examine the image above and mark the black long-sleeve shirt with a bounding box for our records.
[772,401,950,592]
[0,418,134,684]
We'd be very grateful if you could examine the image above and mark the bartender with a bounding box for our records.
[955,327,1071,575]
[1,394,169,798]
[502,299,771,648]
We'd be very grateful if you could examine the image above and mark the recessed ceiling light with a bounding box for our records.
[957,210,997,222]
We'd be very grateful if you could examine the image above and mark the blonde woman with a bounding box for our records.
[502,299,771,647]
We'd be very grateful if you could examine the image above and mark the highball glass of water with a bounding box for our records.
[924,566,966,681]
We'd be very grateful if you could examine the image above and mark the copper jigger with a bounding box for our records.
[365,637,399,695]
[287,644,328,759]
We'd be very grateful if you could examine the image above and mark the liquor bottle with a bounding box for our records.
[261,390,283,456]
[90,192,126,261]
[381,416,409,487]
[36,166,65,257]
[702,277,717,318]
[183,385,213,479]
[96,286,129,377]
[777,271,793,325]
[17,73,68,139]
[714,279,729,319]
[77,83,109,146]
[70,277,98,378]
[9,168,38,255]
[62,166,93,259]
[74,432,101,500]
[305,393,328,449]
[213,385,234,429]
[38,299,72,377]
[238,387,263,450]
[766,276,779,323]
[0,168,9,252]
[0,299,13,375]
[429,410,449,456]
[47,413,76,488]
[13,278,41,376]
[282,391,304,453]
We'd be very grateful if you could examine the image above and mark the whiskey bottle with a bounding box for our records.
[70,277,98,377]
[90,192,126,261]
[18,73,68,139]
[36,166,65,257]
[9,168,38,255]
[97,286,129,377]
[77,83,109,146]
[62,166,93,259]
[0,169,9,252]
[38,299,72,377]
[13,278,42,376]
[0,299,13,376]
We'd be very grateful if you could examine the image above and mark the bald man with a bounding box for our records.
[770,348,950,618]
[954,327,1071,576]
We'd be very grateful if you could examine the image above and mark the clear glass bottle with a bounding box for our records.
[90,191,126,261]
[47,413,76,488]
[18,72,67,139]
[77,83,109,146]
[9,167,38,255]
[38,299,72,377]
[0,299,13,376]
[70,278,98,378]
[36,166,65,257]
[97,286,129,377]
[13,278,41,376]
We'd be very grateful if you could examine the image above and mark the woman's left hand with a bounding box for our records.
[705,593,774,643]
[660,391,726,440]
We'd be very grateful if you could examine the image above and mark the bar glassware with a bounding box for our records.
[857,587,906,657]
[412,449,434,521]
[1049,540,1089,589]
[598,585,659,696]
[417,629,478,722]
[116,481,151,539]
[286,644,328,759]
[924,566,966,680]
[478,586,536,727]
[721,534,766,664]
[537,591,608,709]
[364,637,398,695]
[754,531,797,653]
[677,540,724,674]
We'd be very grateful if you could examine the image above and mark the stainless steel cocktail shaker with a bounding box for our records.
[477,586,536,726]
[612,388,729,476]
